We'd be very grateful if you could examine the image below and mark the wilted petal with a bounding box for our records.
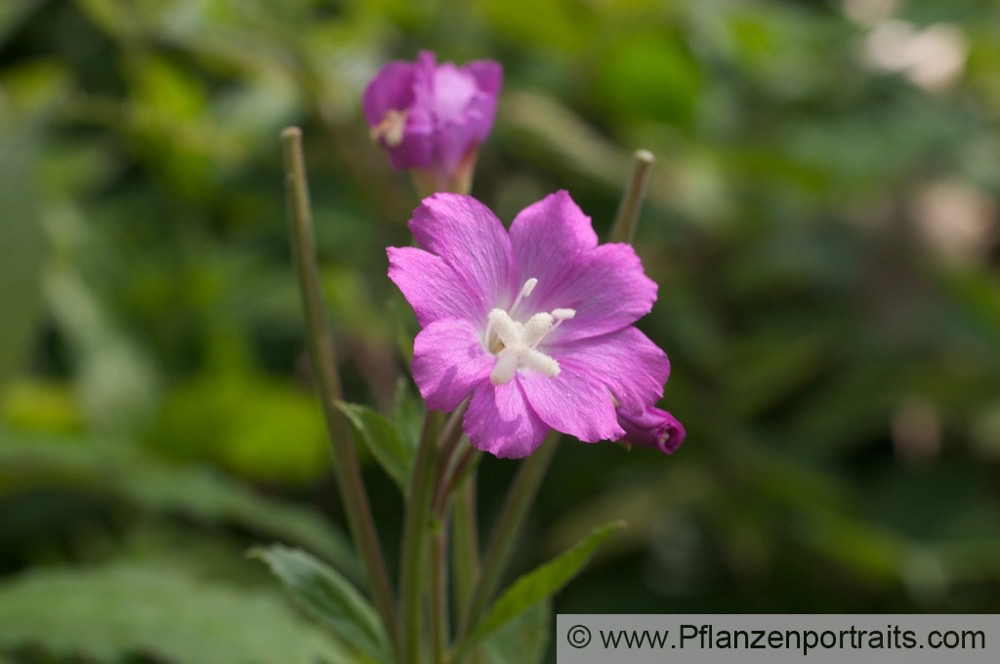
[387,247,482,326]
[412,318,494,411]
[409,194,514,317]
[552,327,670,415]
[518,370,623,443]
[617,407,685,454]
[464,380,549,458]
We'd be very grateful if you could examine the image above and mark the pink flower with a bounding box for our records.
[363,51,501,192]
[388,191,672,458]
[617,406,685,454]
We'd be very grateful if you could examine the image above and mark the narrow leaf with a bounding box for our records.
[482,599,550,664]
[473,521,624,642]
[336,401,414,492]
[253,544,391,663]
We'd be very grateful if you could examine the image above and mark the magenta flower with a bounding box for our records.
[617,406,686,454]
[363,51,502,192]
[388,191,672,458]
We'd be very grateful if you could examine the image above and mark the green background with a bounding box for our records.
[2,0,1000,661]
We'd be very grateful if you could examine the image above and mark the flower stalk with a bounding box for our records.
[609,149,655,245]
[451,478,481,616]
[280,127,400,656]
[455,431,559,651]
[399,409,442,664]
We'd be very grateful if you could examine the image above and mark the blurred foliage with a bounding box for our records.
[2,0,1000,661]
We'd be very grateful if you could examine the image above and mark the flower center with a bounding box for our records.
[484,278,576,385]
[370,109,408,147]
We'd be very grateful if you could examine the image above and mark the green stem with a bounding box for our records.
[436,445,479,514]
[430,523,448,664]
[454,432,559,655]
[609,149,655,245]
[280,127,399,655]
[451,473,480,617]
[399,409,443,664]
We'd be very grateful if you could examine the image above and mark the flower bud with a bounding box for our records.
[363,51,502,194]
[617,406,685,454]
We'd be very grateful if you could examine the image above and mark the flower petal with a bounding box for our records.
[362,60,416,127]
[508,190,598,299]
[465,60,503,97]
[431,61,502,173]
[539,243,658,342]
[463,380,549,458]
[551,327,670,415]
[508,191,657,340]
[430,62,479,123]
[363,58,433,170]
[387,246,481,326]
[409,194,514,319]
[412,318,494,411]
[517,370,624,443]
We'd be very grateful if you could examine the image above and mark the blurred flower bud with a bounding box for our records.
[363,51,502,194]
[617,406,686,454]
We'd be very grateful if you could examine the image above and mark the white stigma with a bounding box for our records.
[485,278,577,385]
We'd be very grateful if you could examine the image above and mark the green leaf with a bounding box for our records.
[0,431,362,582]
[253,544,391,663]
[481,599,550,664]
[473,521,624,642]
[0,564,350,664]
[336,401,415,493]
[0,109,44,390]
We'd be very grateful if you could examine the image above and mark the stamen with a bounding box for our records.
[509,276,538,314]
[370,109,408,147]
[549,307,577,335]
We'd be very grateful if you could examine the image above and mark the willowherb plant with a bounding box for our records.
[260,50,684,664]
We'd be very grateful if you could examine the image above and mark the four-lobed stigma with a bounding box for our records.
[484,278,576,385]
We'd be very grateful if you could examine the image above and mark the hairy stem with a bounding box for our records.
[451,474,481,616]
[609,149,655,245]
[455,432,559,653]
[430,522,448,664]
[280,127,399,654]
[399,409,443,663]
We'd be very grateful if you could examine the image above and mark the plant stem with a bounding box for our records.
[399,409,442,664]
[280,127,399,655]
[430,522,448,664]
[451,475,480,616]
[609,149,655,245]
[436,445,479,514]
[455,432,559,650]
